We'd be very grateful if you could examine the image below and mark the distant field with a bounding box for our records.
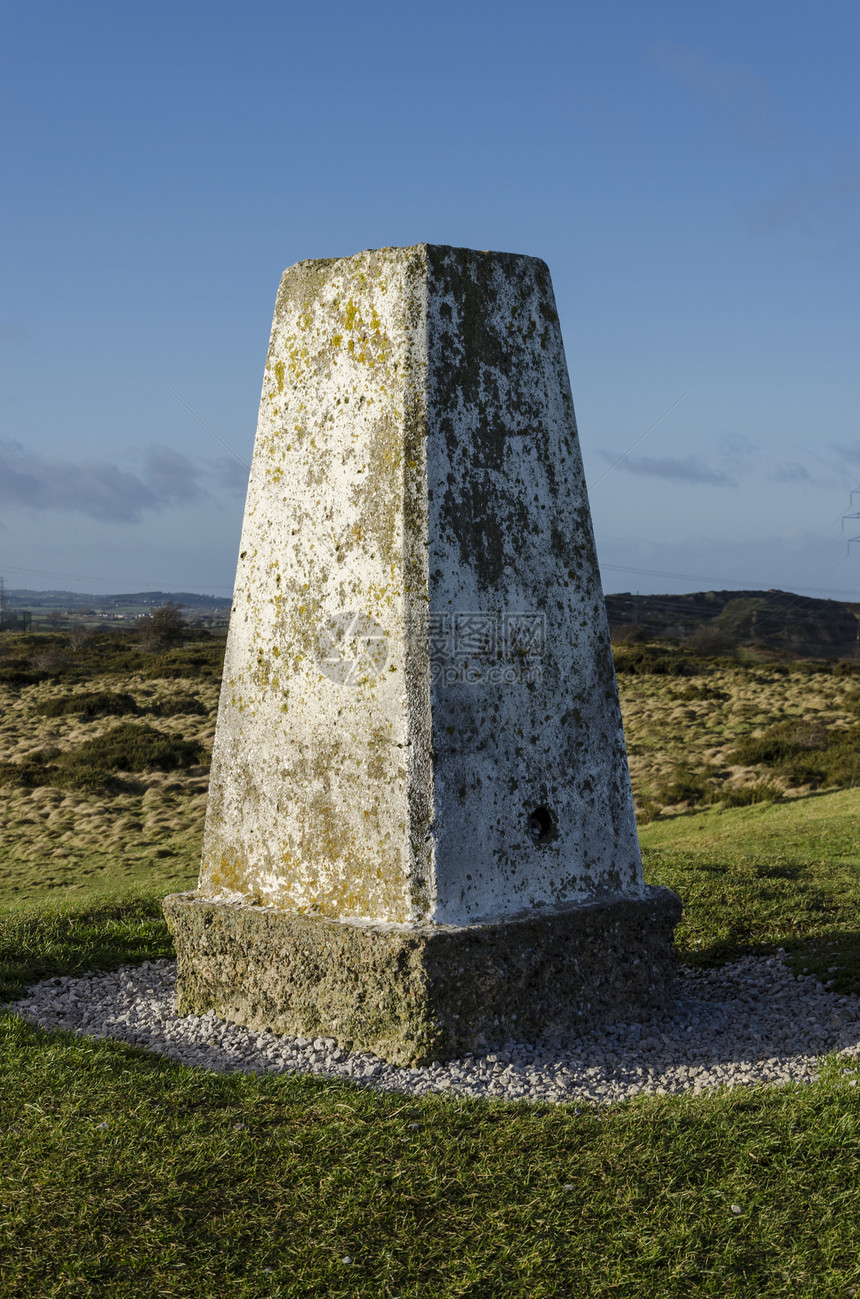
[3,588,232,634]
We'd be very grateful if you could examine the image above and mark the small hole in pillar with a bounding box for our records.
[528,806,555,845]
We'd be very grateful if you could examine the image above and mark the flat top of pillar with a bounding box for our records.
[284,244,550,277]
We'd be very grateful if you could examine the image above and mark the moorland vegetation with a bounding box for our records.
[2,623,860,1295]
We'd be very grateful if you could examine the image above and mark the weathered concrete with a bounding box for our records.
[167,244,680,1061]
[163,887,682,1065]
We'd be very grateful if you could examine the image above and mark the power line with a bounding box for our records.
[588,383,697,490]
[162,383,251,470]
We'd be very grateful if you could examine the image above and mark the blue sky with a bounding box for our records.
[1,0,858,599]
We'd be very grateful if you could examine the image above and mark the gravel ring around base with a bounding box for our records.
[6,952,860,1104]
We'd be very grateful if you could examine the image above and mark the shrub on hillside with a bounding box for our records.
[684,624,738,656]
[67,623,93,651]
[731,719,829,767]
[0,666,51,686]
[720,781,781,807]
[144,648,223,679]
[610,625,649,645]
[0,723,204,793]
[653,766,716,808]
[729,719,860,790]
[146,693,209,717]
[0,631,223,683]
[137,602,188,652]
[34,690,141,720]
[29,648,70,674]
[676,683,730,702]
[613,646,697,676]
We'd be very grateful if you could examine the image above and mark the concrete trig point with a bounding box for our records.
[164,244,680,1064]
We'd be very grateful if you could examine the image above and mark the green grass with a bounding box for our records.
[640,790,860,993]
[640,786,860,863]
[0,834,200,913]
[0,891,175,1002]
[2,792,860,1295]
[2,999,860,1297]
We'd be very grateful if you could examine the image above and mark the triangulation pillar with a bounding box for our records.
[163,244,681,1064]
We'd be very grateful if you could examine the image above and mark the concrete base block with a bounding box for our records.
[163,886,682,1065]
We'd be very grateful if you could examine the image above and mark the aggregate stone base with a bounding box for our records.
[162,886,682,1066]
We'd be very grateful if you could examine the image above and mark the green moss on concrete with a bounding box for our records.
[163,887,681,1066]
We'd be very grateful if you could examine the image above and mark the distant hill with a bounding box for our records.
[605,589,860,659]
[3,588,231,631]
[7,585,860,659]
[8,589,232,612]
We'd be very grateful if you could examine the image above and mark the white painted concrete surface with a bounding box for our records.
[198,245,643,926]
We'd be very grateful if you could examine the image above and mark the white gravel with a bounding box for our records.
[6,952,860,1104]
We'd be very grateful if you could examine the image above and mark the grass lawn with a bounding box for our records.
[639,790,860,996]
[4,1004,860,1298]
[2,634,860,1295]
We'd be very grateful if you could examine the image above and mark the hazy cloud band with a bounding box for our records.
[0,440,202,523]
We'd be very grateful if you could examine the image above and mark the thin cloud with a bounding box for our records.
[612,454,736,487]
[834,443,860,467]
[653,43,781,149]
[0,439,202,523]
[214,456,251,493]
[773,462,813,484]
[744,164,860,241]
[655,43,860,247]
[143,446,201,502]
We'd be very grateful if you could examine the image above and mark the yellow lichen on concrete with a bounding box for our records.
[199,247,429,923]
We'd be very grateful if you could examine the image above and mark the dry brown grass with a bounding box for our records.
[0,670,219,907]
[618,660,860,816]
